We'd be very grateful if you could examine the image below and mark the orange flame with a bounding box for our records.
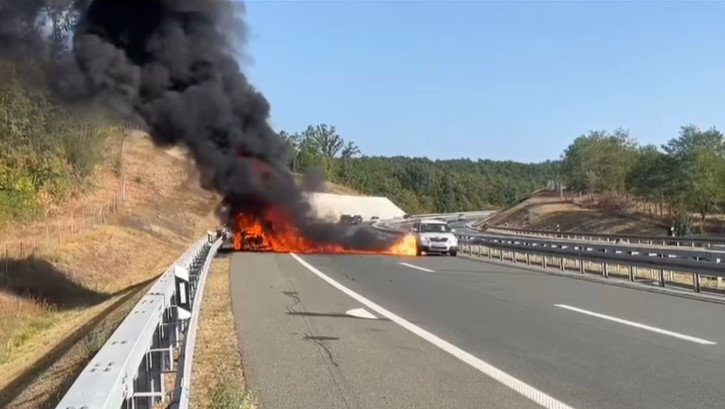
[231,209,416,256]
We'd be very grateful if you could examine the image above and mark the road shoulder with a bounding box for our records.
[190,253,255,408]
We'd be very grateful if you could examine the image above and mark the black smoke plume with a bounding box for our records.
[69,0,399,250]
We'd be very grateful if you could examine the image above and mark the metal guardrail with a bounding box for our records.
[55,234,223,409]
[374,219,725,293]
[459,235,725,294]
[486,226,725,249]
[409,210,496,219]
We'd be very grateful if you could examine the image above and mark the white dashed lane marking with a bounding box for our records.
[399,262,435,273]
[555,304,717,345]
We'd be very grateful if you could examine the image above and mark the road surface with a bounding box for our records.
[230,251,725,409]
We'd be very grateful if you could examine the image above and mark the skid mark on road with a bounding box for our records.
[291,253,577,409]
[555,304,717,345]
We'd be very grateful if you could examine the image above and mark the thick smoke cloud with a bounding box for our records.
[0,0,93,100]
[70,0,398,250]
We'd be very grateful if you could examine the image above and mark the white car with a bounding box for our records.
[411,219,458,256]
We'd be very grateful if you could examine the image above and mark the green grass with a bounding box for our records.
[210,381,255,409]
[0,312,56,365]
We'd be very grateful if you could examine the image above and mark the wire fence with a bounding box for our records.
[0,193,123,260]
[0,123,142,271]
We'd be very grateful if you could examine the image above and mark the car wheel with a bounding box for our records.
[449,249,457,257]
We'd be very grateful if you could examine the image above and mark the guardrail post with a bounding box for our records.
[500,249,504,261]
[513,251,517,263]
[560,257,564,271]
[543,256,547,269]
[579,260,584,274]
[603,262,608,278]
[487,247,491,258]
[54,238,222,409]
[629,266,636,281]
[693,273,701,293]
[526,253,530,265]
[658,269,666,287]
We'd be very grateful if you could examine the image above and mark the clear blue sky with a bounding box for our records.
[242,1,725,163]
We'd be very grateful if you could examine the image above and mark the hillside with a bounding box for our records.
[292,173,361,196]
[0,130,220,408]
[480,190,668,235]
[0,126,379,407]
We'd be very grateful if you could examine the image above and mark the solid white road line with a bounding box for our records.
[346,308,378,320]
[554,304,717,345]
[290,253,576,409]
[399,262,435,273]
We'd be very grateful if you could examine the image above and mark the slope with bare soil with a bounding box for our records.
[480,191,667,235]
[0,130,220,408]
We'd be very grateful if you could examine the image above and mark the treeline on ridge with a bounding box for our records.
[282,124,725,233]
[280,124,559,214]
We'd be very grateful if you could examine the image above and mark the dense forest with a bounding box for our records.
[282,123,725,227]
[280,124,559,213]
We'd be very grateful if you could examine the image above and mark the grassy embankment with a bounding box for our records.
[477,190,725,291]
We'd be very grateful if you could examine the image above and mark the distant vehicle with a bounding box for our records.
[340,214,362,225]
[411,219,458,257]
[457,214,466,221]
[370,216,380,221]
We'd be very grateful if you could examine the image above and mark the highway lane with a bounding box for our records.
[230,251,725,409]
[230,252,542,409]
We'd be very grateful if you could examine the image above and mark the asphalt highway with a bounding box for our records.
[230,249,725,409]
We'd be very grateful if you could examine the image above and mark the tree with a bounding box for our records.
[561,130,637,195]
[340,141,361,159]
[303,124,344,158]
[626,145,672,215]
[663,125,725,232]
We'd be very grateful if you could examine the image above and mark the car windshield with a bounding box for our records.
[420,223,451,233]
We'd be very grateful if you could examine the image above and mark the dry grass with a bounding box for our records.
[292,173,361,196]
[0,131,220,406]
[190,256,255,409]
[482,191,665,235]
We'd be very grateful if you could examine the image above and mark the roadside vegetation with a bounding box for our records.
[560,126,725,234]
[0,60,116,227]
[190,256,256,409]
